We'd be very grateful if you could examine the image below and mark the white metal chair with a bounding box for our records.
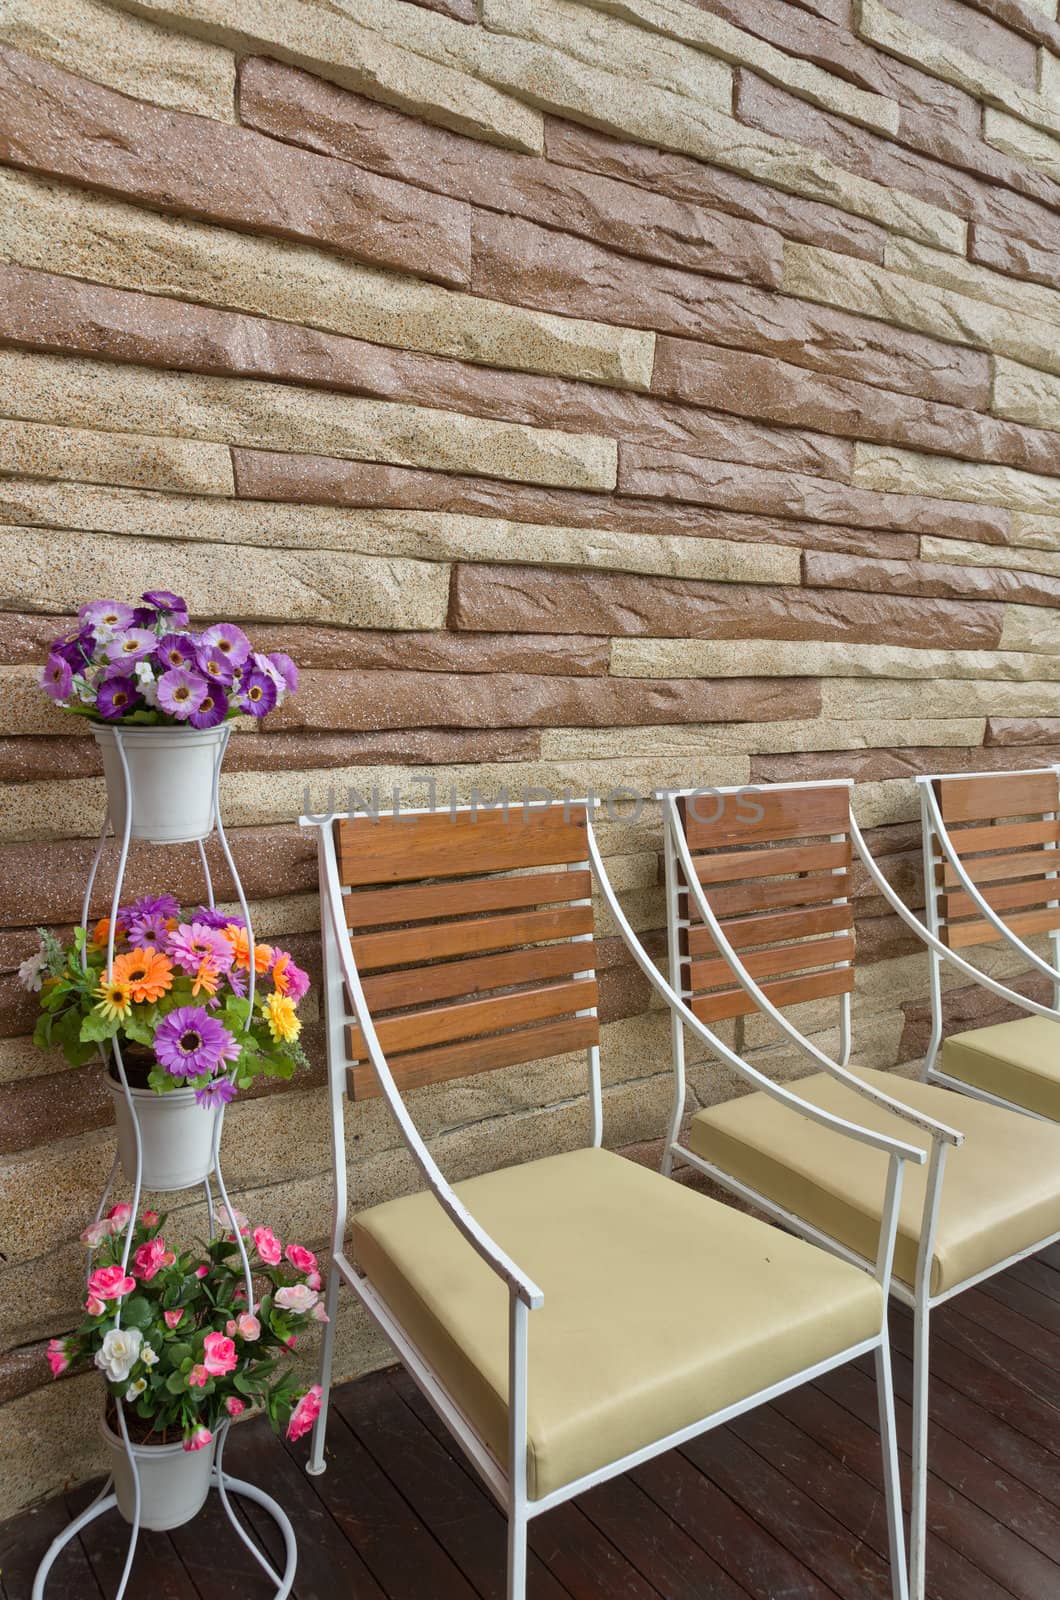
[917,765,1060,1121]
[660,779,1060,1600]
[303,800,923,1600]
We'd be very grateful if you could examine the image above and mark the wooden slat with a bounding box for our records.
[680,784,850,848]
[348,1014,599,1098]
[686,869,852,919]
[943,905,1060,949]
[946,819,1060,858]
[689,965,854,1022]
[938,848,1060,888]
[935,771,1059,826]
[345,869,590,928]
[684,902,852,958]
[689,839,850,885]
[359,942,594,1013]
[688,934,854,994]
[940,877,1060,921]
[350,904,594,971]
[336,805,589,885]
[347,977,597,1059]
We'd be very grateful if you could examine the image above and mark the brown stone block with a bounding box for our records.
[449,563,1003,648]
[0,971,35,1037]
[970,224,1060,294]
[804,549,1060,609]
[470,210,993,408]
[0,737,102,784]
[542,115,890,262]
[248,624,610,675]
[0,611,76,665]
[0,46,471,288]
[232,450,931,556]
[237,56,783,287]
[751,743,1060,783]
[985,718,1060,746]
[899,971,1053,1060]
[0,266,852,483]
[0,1062,111,1153]
[225,727,540,770]
[855,910,923,965]
[272,670,821,733]
[883,0,1037,84]
[616,445,1012,541]
[651,337,1060,476]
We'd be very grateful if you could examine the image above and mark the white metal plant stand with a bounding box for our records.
[32,725,298,1600]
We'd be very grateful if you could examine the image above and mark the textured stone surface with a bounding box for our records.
[999,603,1059,651]
[804,548,1060,608]
[0,351,618,489]
[0,45,473,288]
[1007,511,1060,550]
[984,105,1060,180]
[992,357,1060,431]
[0,0,236,120]
[853,442,1060,515]
[541,717,986,758]
[820,678,1060,720]
[920,535,1060,578]
[610,638,1060,681]
[784,241,1060,377]
[0,418,234,495]
[250,625,611,675]
[884,237,1060,330]
[986,717,1060,745]
[237,57,785,287]
[968,224,1060,293]
[449,563,1003,647]
[0,170,654,393]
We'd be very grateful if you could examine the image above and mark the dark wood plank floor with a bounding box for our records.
[3,1247,1058,1600]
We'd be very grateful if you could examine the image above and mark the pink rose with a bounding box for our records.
[141,1210,160,1228]
[194,1265,209,1279]
[225,1319,237,1336]
[306,1271,322,1291]
[285,1336,297,1349]
[312,1303,330,1323]
[225,1397,246,1418]
[184,1424,213,1452]
[253,1226,282,1266]
[275,1284,318,1315]
[224,1207,250,1236]
[46,1338,69,1378]
[85,1295,105,1317]
[202,1331,237,1376]
[106,1203,133,1231]
[188,1364,209,1388]
[133,1237,175,1282]
[163,1309,184,1330]
[80,1220,109,1248]
[88,1265,135,1302]
[236,1313,261,1342]
[286,1384,322,1443]
[285,1244,317,1274]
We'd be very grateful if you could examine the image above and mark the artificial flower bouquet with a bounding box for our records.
[24,899,309,1107]
[47,1205,325,1451]
[39,591,297,727]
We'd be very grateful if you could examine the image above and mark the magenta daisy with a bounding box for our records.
[51,628,95,670]
[96,675,142,720]
[193,906,244,930]
[142,590,188,615]
[195,1076,238,1108]
[166,922,235,977]
[156,633,197,672]
[124,894,180,945]
[157,667,207,721]
[198,622,250,668]
[267,652,298,694]
[237,670,277,718]
[194,643,236,684]
[153,1006,239,1078]
[189,684,229,730]
[104,628,157,665]
[79,600,135,632]
[40,654,73,701]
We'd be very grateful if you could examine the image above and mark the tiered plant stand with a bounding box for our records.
[32,724,298,1600]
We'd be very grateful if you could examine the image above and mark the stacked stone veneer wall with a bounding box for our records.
[1,0,1059,1512]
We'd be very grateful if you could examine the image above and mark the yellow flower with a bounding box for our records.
[95,976,133,1022]
[263,991,300,1044]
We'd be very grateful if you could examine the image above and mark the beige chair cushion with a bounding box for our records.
[352,1146,882,1500]
[940,1016,1060,1121]
[688,1068,1060,1296]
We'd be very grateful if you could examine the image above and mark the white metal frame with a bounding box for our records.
[302,802,928,1600]
[915,766,1060,1118]
[660,779,1060,1600]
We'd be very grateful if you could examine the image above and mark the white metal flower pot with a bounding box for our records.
[108,1077,220,1191]
[92,724,226,844]
[101,1417,217,1531]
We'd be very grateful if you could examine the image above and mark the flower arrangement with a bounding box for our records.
[39,591,297,727]
[23,900,309,1107]
[47,1206,324,1450]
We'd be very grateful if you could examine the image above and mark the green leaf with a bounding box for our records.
[165,1371,187,1395]
[121,1295,153,1330]
[163,1342,193,1370]
[80,1010,118,1043]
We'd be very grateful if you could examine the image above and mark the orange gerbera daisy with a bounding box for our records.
[111,946,173,1004]
[190,958,221,998]
[88,918,112,950]
[223,923,273,974]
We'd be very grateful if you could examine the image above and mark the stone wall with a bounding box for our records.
[1,0,1058,1513]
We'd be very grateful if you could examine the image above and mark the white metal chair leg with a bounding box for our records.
[507,1510,528,1600]
[307,1261,343,1476]
[875,1340,910,1600]
[910,1298,931,1600]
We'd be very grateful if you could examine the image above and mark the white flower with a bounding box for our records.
[125,1378,147,1400]
[134,660,159,707]
[141,1345,158,1367]
[17,947,47,993]
[273,1284,318,1315]
[73,675,96,704]
[94,1326,143,1383]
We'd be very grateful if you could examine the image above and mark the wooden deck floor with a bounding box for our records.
[3,1246,1058,1600]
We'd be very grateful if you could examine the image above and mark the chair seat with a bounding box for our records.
[688,1068,1060,1296]
[940,1015,1060,1121]
[351,1146,882,1500]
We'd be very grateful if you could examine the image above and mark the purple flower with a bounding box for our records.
[237,671,277,719]
[198,622,250,668]
[125,894,180,945]
[157,667,207,721]
[79,600,135,632]
[194,644,236,685]
[267,652,298,694]
[131,606,159,628]
[153,1006,240,1078]
[195,1076,238,1109]
[143,591,188,614]
[226,966,248,999]
[96,675,143,721]
[166,922,234,976]
[105,628,157,665]
[156,633,197,672]
[40,654,73,701]
[192,906,243,930]
[189,684,229,730]
[51,628,95,670]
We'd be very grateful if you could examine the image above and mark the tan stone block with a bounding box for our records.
[559,0,900,134]
[984,105,1060,181]
[740,1012,906,1078]
[0,665,85,735]
[0,480,800,584]
[820,678,1060,721]
[0,524,450,634]
[921,534,1060,578]
[992,356,1060,432]
[0,349,619,490]
[1000,602,1059,651]
[540,719,986,761]
[106,0,542,150]
[884,238,1060,331]
[0,0,235,120]
[609,637,1060,682]
[1008,511,1060,550]
[0,419,234,495]
[0,1033,56,1085]
[0,1370,103,1520]
[785,242,1060,376]
[0,170,653,396]
[853,443,1060,515]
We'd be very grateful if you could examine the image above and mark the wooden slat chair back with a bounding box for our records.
[675,784,855,1024]
[929,770,1060,951]
[335,805,600,1100]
